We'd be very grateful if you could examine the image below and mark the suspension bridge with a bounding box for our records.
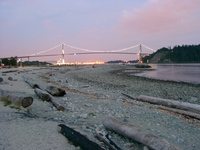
[1,43,155,64]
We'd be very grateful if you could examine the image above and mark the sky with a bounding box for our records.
[0,0,200,62]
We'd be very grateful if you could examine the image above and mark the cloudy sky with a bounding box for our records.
[0,0,200,62]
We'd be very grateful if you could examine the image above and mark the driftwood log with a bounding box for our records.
[96,131,122,150]
[50,96,65,111]
[122,93,200,119]
[57,124,104,150]
[34,88,51,102]
[0,89,33,108]
[103,117,182,150]
[45,85,66,96]
[24,76,66,97]
[138,95,200,114]
[23,77,40,89]
[25,76,65,111]
[34,88,65,111]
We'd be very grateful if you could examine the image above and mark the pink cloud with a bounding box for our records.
[117,0,200,35]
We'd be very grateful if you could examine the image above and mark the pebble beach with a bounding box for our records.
[0,64,200,150]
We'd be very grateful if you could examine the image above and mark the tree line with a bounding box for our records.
[1,57,51,67]
[143,44,200,63]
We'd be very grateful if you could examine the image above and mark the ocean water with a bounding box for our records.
[135,63,200,84]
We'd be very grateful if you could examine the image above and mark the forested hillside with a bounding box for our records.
[143,44,200,63]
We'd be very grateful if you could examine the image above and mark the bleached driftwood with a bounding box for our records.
[103,117,182,150]
[0,89,33,108]
[34,88,65,111]
[122,93,200,119]
[138,95,200,114]
[96,131,122,150]
[58,124,104,150]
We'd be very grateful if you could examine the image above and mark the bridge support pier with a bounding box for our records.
[138,44,143,63]
[61,43,65,64]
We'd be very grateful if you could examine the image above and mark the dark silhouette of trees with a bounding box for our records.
[143,44,200,63]
[2,57,17,67]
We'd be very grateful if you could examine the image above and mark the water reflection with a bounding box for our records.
[135,64,200,84]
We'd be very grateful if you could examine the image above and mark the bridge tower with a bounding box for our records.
[138,44,143,63]
[61,43,65,64]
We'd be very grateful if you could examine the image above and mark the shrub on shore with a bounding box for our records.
[135,64,151,68]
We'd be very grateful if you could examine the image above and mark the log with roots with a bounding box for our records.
[138,95,200,114]
[0,89,33,108]
[103,117,182,150]
[34,88,65,111]
[57,124,104,150]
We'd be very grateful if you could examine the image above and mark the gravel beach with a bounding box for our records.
[0,64,200,150]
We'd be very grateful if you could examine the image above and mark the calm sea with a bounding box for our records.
[135,63,200,84]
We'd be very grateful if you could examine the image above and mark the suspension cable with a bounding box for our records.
[28,43,154,56]
[141,44,155,52]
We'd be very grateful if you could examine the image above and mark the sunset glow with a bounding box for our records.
[0,0,199,62]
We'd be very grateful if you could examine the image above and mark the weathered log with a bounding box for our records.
[24,77,66,97]
[57,124,104,150]
[34,88,65,111]
[158,106,200,120]
[96,131,122,150]
[138,95,200,114]
[45,85,66,96]
[103,117,182,150]
[23,77,40,89]
[50,96,65,111]
[34,88,51,102]
[0,89,33,108]
[123,93,200,119]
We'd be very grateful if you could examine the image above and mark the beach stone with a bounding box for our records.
[188,97,198,103]
[84,103,93,107]
[80,113,88,119]
[8,77,13,81]
[0,77,3,82]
